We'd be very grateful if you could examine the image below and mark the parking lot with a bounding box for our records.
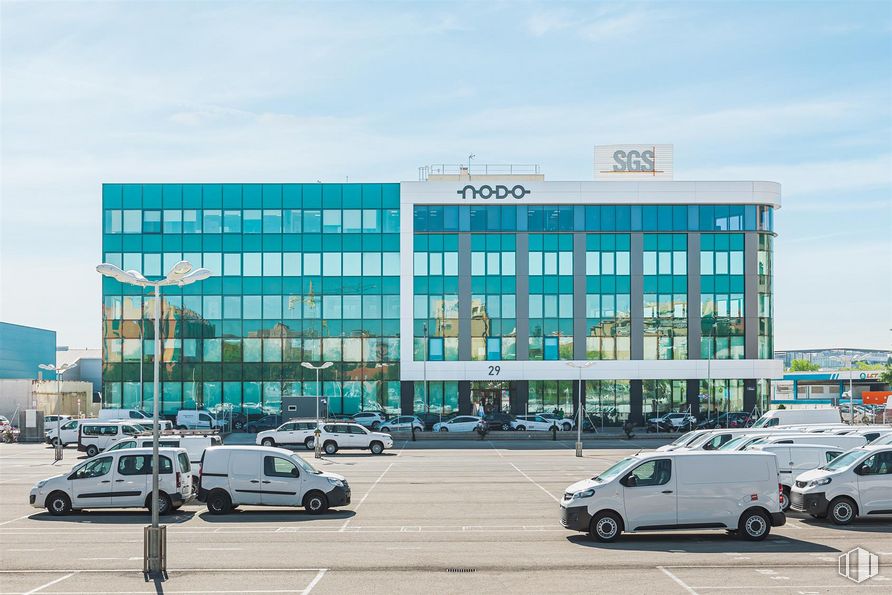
[1,439,890,594]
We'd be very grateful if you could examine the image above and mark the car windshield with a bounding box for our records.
[821,449,864,471]
[291,454,320,475]
[670,432,697,446]
[107,441,136,451]
[592,457,637,483]
[685,433,714,448]
[717,436,749,451]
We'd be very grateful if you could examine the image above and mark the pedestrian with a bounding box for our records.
[623,418,635,440]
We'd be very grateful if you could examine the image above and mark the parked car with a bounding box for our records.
[415,412,457,431]
[351,412,387,430]
[46,418,98,448]
[0,415,12,431]
[749,444,844,511]
[30,447,193,515]
[560,451,785,542]
[44,415,71,425]
[480,412,516,431]
[433,416,483,433]
[646,412,697,432]
[255,420,320,449]
[745,433,868,451]
[77,421,143,457]
[380,416,424,433]
[245,415,282,433]
[697,412,753,429]
[176,409,224,430]
[313,423,393,455]
[538,413,575,431]
[197,446,349,514]
[98,409,152,422]
[790,444,892,524]
[512,415,561,432]
[752,408,842,428]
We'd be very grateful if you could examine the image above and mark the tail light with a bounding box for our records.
[778,483,784,502]
[176,472,182,488]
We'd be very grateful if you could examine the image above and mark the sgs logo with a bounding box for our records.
[456,185,531,200]
[612,149,655,172]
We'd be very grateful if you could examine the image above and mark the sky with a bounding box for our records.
[1,0,890,351]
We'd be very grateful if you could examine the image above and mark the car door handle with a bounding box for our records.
[250,480,260,484]
[100,480,111,483]
[115,479,125,482]
[261,480,271,484]
[661,490,673,494]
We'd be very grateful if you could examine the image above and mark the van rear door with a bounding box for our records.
[622,458,676,530]
[229,451,262,505]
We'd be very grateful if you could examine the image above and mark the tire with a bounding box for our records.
[50,437,61,447]
[589,511,623,542]
[779,487,791,512]
[304,437,315,450]
[261,437,276,447]
[369,441,384,455]
[147,492,173,516]
[303,491,329,515]
[85,445,99,458]
[439,427,448,432]
[738,509,770,541]
[371,421,381,430]
[234,420,245,431]
[380,426,391,433]
[46,491,71,516]
[516,425,526,431]
[829,497,857,526]
[501,424,510,431]
[323,441,338,455]
[206,490,232,515]
[562,422,572,431]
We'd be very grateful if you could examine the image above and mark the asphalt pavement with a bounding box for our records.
[1,439,890,594]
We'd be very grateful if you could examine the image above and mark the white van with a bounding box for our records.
[30,447,193,515]
[681,428,777,451]
[752,408,842,428]
[560,451,785,542]
[98,409,151,422]
[176,409,224,430]
[197,446,350,514]
[106,433,222,483]
[746,433,867,451]
[790,444,892,524]
[78,422,143,457]
[749,444,845,511]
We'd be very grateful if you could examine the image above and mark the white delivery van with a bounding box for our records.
[752,408,842,428]
[656,430,713,452]
[77,422,143,457]
[98,409,151,422]
[790,444,892,524]
[197,446,350,514]
[106,433,222,483]
[256,420,320,449]
[746,433,868,451]
[46,418,98,448]
[30,447,193,515]
[176,410,224,430]
[560,451,785,542]
[749,444,845,511]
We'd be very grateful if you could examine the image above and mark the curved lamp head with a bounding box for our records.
[301,361,334,370]
[96,263,150,286]
[164,260,194,283]
[176,268,212,287]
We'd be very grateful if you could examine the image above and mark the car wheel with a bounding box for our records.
[147,492,173,516]
[303,491,329,515]
[234,420,245,430]
[50,437,61,447]
[85,445,99,457]
[779,487,791,512]
[738,509,770,541]
[304,437,315,450]
[206,490,232,515]
[829,497,857,525]
[439,427,448,432]
[562,422,572,431]
[369,441,384,455]
[516,425,526,431]
[323,441,338,455]
[371,421,381,430]
[589,511,623,542]
[261,437,275,447]
[501,424,510,431]
[47,491,71,516]
[380,427,390,433]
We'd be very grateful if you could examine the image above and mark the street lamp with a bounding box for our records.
[301,361,333,458]
[97,260,211,577]
[38,362,78,462]
[566,361,594,457]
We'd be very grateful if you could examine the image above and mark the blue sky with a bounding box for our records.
[1,0,890,350]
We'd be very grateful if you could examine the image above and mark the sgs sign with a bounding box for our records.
[457,184,531,200]
[612,148,655,172]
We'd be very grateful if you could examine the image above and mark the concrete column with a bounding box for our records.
[573,233,587,360]
[686,378,701,418]
[630,233,644,360]
[687,232,702,358]
[400,380,415,415]
[458,380,471,415]
[744,379,757,412]
[458,233,472,361]
[629,379,643,425]
[744,233,759,359]
[510,380,528,415]
[515,233,529,361]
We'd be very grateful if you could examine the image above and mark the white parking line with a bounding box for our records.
[657,566,699,595]
[23,572,76,595]
[509,463,559,502]
[303,569,327,594]
[339,462,393,532]
[0,513,33,527]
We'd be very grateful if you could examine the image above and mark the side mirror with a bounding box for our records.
[291,467,300,478]
[622,474,638,487]
[856,463,870,475]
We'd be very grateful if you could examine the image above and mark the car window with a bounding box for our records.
[158,440,180,448]
[107,440,136,451]
[102,426,118,436]
[323,424,334,432]
[123,425,140,435]
[264,456,298,478]
[116,454,173,475]
[860,451,892,475]
[628,459,671,487]
[63,420,78,429]
[825,451,842,463]
[75,456,113,479]
[350,425,368,435]
[336,424,352,433]
[178,453,191,473]
[130,411,142,418]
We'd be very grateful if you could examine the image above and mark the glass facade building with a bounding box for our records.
[101,166,782,424]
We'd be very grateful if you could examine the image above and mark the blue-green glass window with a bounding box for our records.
[486,337,501,360]
[303,210,321,233]
[105,210,122,234]
[163,210,182,234]
[428,338,444,361]
[544,337,559,360]
[244,210,261,233]
[123,210,141,233]
[284,210,301,233]
[223,210,241,233]
[143,211,161,233]
[262,210,282,233]
[183,210,200,233]
[203,210,221,233]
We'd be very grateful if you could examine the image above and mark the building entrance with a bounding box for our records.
[470,382,511,416]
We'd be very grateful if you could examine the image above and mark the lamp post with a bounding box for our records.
[97,260,211,577]
[566,361,594,457]
[38,362,77,462]
[301,361,333,458]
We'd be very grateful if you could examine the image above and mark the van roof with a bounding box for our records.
[639,450,775,459]
[108,447,187,455]
[206,445,294,456]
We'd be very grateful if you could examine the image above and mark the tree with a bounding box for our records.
[879,363,892,385]
[789,359,820,372]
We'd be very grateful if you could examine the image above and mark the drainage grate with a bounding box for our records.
[445,568,477,573]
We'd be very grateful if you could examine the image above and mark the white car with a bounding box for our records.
[537,413,575,431]
[256,420,320,449]
[176,409,224,430]
[380,416,424,432]
[30,447,193,515]
[313,422,393,455]
[433,416,483,432]
[648,412,697,430]
[790,444,892,524]
[512,415,561,432]
[44,415,71,425]
[351,412,387,430]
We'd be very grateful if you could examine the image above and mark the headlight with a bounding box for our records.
[571,488,595,500]
[808,477,832,488]
[326,478,344,487]
[37,480,47,489]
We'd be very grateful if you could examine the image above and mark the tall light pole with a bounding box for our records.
[567,361,594,457]
[301,361,332,458]
[38,362,77,462]
[97,260,211,577]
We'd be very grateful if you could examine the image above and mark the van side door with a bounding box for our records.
[621,459,676,530]
[260,455,302,506]
[70,456,114,508]
[228,451,263,505]
[112,454,150,507]
[855,450,892,514]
